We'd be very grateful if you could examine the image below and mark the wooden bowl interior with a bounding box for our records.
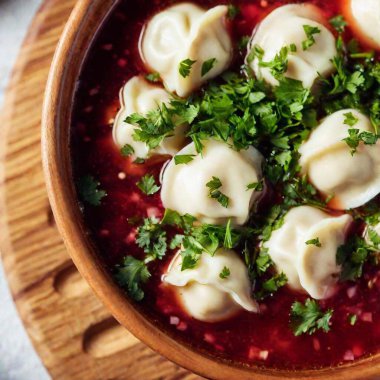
[42,0,380,378]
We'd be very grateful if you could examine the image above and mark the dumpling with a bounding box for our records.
[299,109,380,210]
[113,76,187,159]
[247,4,337,88]
[160,140,264,225]
[140,3,233,98]
[163,249,259,322]
[264,206,352,299]
[345,0,380,50]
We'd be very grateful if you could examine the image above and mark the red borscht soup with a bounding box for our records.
[71,0,380,370]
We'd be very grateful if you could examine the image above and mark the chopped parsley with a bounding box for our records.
[306,238,322,247]
[206,176,230,208]
[227,4,240,19]
[136,174,160,195]
[219,266,231,279]
[120,144,135,157]
[161,210,244,271]
[343,112,359,127]
[179,58,196,78]
[343,129,379,155]
[337,231,380,281]
[136,217,167,261]
[258,45,289,80]
[255,272,288,300]
[145,72,161,83]
[77,175,107,206]
[114,256,151,301]
[201,58,217,77]
[302,25,321,51]
[247,180,264,192]
[133,157,145,164]
[329,15,347,33]
[224,219,233,249]
[290,299,333,336]
[174,154,195,165]
[348,314,357,326]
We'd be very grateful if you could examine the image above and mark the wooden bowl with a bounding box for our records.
[41,0,380,379]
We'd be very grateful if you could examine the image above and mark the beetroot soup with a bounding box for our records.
[71,0,380,370]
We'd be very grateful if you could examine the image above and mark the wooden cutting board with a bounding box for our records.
[0,1,203,379]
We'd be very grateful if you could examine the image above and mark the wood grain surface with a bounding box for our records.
[0,1,202,379]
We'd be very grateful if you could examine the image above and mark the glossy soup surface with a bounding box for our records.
[71,0,380,369]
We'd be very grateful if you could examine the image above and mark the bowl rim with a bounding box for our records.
[41,0,380,379]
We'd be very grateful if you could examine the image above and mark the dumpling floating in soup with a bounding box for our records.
[140,3,233,98]
[247,4,337,88]
[163,249,259,322]
[299,109,380,210]
[345,0,380,50]
[264,206,353,300]
[113,76,187,159]
[160,139,264,225]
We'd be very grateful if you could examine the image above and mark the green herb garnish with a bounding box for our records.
[136,174,160,195]
[114,256,151,301]
[219,266,231,279]
[306,238,322,247]
[174,154,195,165]
[121,144,135,157]
[179,58,197,78]
[290,299,333,336]
[145,72,161,83]
[202,58,217,77]
[206,176,230,208]
[78,175,107,206]
[302,25,321,50]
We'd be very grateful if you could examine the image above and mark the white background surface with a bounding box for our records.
[0,0,50,379]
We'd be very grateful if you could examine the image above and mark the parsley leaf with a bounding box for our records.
[114,256,151,301]
[329,15,347,33]
[179,58,196,78]
[136,217,167,261]
[255,272,288,300]
[227,4,240,19]
[206,176,230,208]
[306,238,322,247]
[128,103,175,150]
[348,314,357,326]
[259,46,289,79]
[302,25,321,51]
[344,112,359,126]
[290,299,333,336]
[224,219,233,249]
[161,209,196,233]
[145,72,161,83]
[136,174,160,195]
[134,157,145,164]
[247,180,264,192]
[201,58,217,77]
[174,154,195,165]
[78,175,107,206]
[337,234,380,281]
[343,129,379,155]
[219,266,231,279]
[120,144,135,157]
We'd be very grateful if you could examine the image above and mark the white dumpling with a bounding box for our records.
[163,249,259,322]
[264,206,352,300]
[113,76,187,159]
[348,0,380,49]
[299,109,380,210]
[140,3,233,98]
[247,4,337,88]
[160,140,264,225]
